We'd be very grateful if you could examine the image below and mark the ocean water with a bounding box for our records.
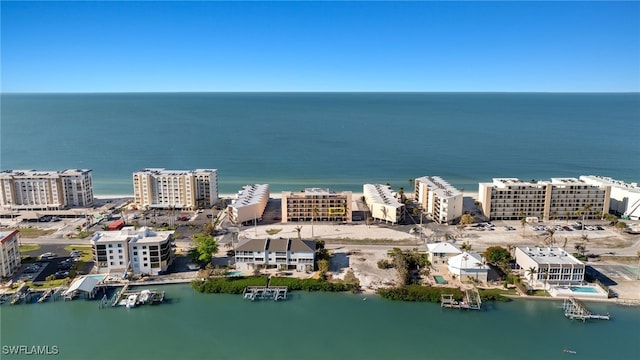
[1,285,639,360]
[1,92,638,195]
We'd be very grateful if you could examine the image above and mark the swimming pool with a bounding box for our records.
[90,274,107,281]
[433,275,447,285]
[569,286,598,293]
[226,271,243,277]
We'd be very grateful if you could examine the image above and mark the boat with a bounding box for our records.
[563,349,577,354]
[125,294,138,308]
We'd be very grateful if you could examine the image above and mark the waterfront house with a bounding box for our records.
[0,230,21,278]
[515,246,585,288]
[234,238,315,271]
[426,242,462,266]
[447,252,489,283]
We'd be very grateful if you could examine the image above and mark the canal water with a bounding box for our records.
[1,284,638,359]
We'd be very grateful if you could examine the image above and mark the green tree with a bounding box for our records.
[615,221,628,232]
[460,214,474,226]
[317,259,330,274]
[484,246,512,268]
[460,241,472,252]
[192,233,219,264]
[526,267,537,285]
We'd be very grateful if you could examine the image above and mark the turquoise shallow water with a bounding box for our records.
[1,92,638,194]
[1,284,639,360]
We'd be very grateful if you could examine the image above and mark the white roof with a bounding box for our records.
[427,242,462,254]
[448,252,489,270]
[63,276,100,296]
[415,176,461,199]
[231,184,270,208]
[363,184,404,208]
[516,247,583,266]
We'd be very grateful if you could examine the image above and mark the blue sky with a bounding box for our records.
[1,1,639,92]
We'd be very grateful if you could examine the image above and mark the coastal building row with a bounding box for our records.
[478,177,611,222]
[132,168,218,211]
[90,227,174,276]
[0,169,94,210]
[3,167,639,224]
[414,176,463,224]
[0,230,21,278]
[234,237,316,271]
[363,184,405,224]
[227,184,270,225]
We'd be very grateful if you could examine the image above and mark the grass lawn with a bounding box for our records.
[63,245,93,262]
[27,279,71,289]
[531,289,550,297]
[17,228,56,238]
[265,228,282,235]
[19,244,42,253]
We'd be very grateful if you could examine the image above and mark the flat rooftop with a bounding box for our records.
[517,246,584,266]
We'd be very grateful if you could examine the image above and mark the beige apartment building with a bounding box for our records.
[0,169,94,210]
[133,168,218,210]
[414,176,463,224]
[478,177,610,221]
[580,175,640,220]
[281,188,352,223]
[363,184,405,224]
[0,230,21,278]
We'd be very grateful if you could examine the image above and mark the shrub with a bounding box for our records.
[378,285,463,302]
[377,259,393,269]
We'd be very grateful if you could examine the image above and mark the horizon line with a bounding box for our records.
[2,90,639,95]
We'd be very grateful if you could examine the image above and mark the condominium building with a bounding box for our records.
[91,226,174,275]
[235,237,316,271]
[0,169,94,210]
[414,176,463,224]
[363,184,405,224]
[0,230,21,278]
[133,168,218,210]
[580,175,640,220]
[227,184,270,225]
[281,188,352,223]
[515,246,585,286]
[478,177,610,221]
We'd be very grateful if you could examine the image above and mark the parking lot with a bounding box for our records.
[16,245,94,283]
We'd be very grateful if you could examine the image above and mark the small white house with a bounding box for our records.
[447,252,489,282]
[427,242,462,266]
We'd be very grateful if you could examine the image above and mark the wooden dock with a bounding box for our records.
[441,288,482,310]
[563,297,610,321]
[243,286,288,301]
[111,283,130,307]
[38,288,53,303]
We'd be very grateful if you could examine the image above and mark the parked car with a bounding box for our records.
[39,252,55,260]
[54,271,70,279]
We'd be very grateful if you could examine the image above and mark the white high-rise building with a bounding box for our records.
[580,175,640,220]
[414,176,463,224]
[91,226,174,276]
[478,177,610,221]
[133,168,218,210]
[0,169,94,210]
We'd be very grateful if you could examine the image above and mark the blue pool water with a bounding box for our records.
[570,286,598,293]
[226,271,243,277]
[434,275,447,285]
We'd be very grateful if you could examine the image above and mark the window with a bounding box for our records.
[143,263,148,267]
[133,251,138,256]
[117,244,122,248]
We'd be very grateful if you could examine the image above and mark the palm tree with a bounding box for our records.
[520,216,527,239]
[526,267,538,283]
[562,237,568,249]
[380,206,389,224]
[507,244,516,258]
[294,225,303,240]
[311,205,319,238]
[460,241,472,252]
[543,228,556,246]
